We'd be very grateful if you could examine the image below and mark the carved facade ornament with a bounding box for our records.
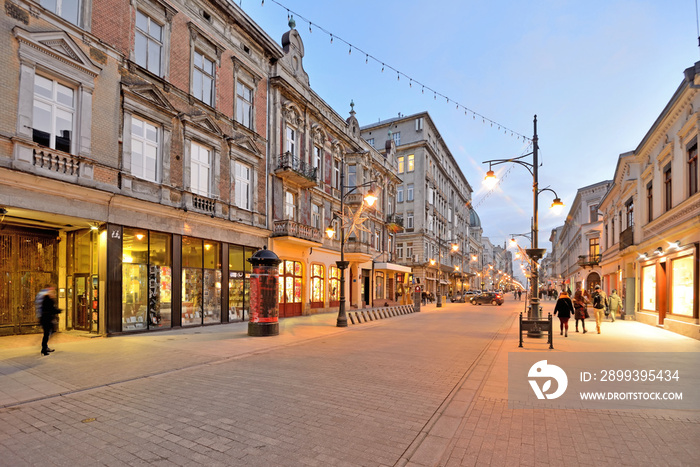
[282,102,302,126]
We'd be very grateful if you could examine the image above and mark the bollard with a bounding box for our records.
[247,247,282,336]
[414,286,421,313]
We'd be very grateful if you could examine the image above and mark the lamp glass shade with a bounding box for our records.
[483,170,498,189]
[364,190,378,207]
[550,198,564,215]
[325,226,335,239]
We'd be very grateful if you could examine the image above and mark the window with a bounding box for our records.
[347,165,356,188]
[588,238,599,259]
[234,161,251,210]
[407,154,415,172]
[190,141,210,196]
[641,264,656,311]
[375,230,381,251]
[329,266,340,303]
[397,186,404,203]
[236,82,253,129]
[130,115,159,182]
[406,212,414,229]
[407,183,414,201]
[375,271,384,298]
[664,163,672,211]
[333,159,340,190]
[311,203,321,229]
[625,198,634,229]
[366,138,374,147]
[406,242,413,259]
[41,0,81,26]
[193,51,215,106]
[589,204,598,223]
[398,156,405,174]
[182,237,221,326]
[286,126,296,155]
[284,191,296,221]
[135,10,163,76]
[415,117,423,131]
[397,242,403,259]
[33,75,74,153]
[393,132,401,146]
[670,255,694,316]
[310,264,324,305]
[688,138,698,197]
[313,146,322,175]
[647,182,653,223]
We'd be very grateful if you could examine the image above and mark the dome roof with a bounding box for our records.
[469,208,481,228]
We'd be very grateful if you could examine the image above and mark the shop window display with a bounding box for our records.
[329,266,340,305]
[122,229,172,331]
[310,264,324,307]
[641,264,656,312]
[229,245,251,321]
[182,237,221,326]
[670,255,694,317]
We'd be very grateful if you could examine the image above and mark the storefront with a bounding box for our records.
[108,224,258,334]
[637,242,698,337]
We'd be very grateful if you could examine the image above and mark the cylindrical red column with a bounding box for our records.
[247,247,282,337]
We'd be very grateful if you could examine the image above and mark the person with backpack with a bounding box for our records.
[592,285,608,334]
[608,289,623,322]
[37,285,61,356]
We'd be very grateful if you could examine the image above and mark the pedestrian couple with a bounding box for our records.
[554,285,622,336]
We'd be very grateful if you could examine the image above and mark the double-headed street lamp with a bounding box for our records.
[325,163,377,327]
[482,115,564,332]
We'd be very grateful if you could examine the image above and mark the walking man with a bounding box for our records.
[38,286,61,356]
[591,285,608,334]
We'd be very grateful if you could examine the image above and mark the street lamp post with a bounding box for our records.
[482,115,564,335]
[325,161,377,327]
[434,229,460,308]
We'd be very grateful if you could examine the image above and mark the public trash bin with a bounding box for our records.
[247,246,282,336]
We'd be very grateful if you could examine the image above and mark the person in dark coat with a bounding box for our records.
[573,289,589,333]
[40,286,60,356]
[553,291,575,337]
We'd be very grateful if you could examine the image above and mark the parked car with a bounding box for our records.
[470,292,504,306]
[450,293,465,303]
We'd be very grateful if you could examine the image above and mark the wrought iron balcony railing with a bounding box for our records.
[619,226,634,250]
[577,254,602,268]
[276,152,317,183]
[272,219,322,243]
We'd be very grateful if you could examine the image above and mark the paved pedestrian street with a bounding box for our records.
[1,298,699,466]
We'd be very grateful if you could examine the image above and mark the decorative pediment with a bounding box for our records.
[123,84,176,112]
[310,123,327,145]
[13,27,102,78]
[183,113,223,137]
[228,133,262,157]
[282,102,303,126]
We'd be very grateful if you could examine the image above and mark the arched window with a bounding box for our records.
[329,266,340,306]
[310,264,325,308]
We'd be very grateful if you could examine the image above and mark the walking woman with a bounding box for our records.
[553,290,575,337]
[573,289,588,333]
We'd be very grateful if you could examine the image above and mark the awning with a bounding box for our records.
[440,280,449,285]
[373,262,412,273]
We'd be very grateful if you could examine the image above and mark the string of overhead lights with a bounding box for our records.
[253,0,532,142]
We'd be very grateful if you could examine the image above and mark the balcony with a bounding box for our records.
[386,214,404,233]
[577,254,602,268]
[274,152,317,188]
[619,226,634,250]
[272,219,322,244]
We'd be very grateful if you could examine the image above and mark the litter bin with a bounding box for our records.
[247,246,282,336]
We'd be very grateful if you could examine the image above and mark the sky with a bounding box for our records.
[238,0,698,282]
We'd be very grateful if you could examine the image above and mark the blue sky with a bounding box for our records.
[240,0,697,280]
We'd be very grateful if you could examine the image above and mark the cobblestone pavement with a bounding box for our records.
[1,299,699,466]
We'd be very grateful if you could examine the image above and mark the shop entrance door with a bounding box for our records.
[74,274,90,331]
[0,227,58,336]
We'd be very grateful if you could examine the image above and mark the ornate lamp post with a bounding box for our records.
[325,162,377,327]
[482,116,564,334]
[432,229,459,308]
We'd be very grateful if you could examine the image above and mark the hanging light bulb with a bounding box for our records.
[409,79,412,87]
[349,45,352,54]
[261,0,264,5]
[381,63,384,72]
[309,22,312,33]
[422,86,424,94]
[330,34,333,43]
[365,54,368,64]
[397,72,400,81]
